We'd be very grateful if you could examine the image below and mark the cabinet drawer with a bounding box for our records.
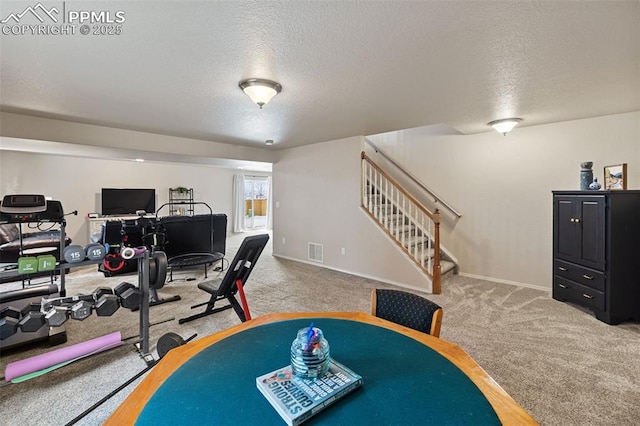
[553,275,605,311]
[554,259,604,292]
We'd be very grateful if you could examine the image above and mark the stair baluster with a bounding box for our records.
[360,151,451,294]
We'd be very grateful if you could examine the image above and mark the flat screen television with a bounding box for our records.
[101,188,156,216]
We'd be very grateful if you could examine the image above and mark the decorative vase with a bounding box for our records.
[290,326,330,379]
[580,162,594,190]
[588,177,602,190]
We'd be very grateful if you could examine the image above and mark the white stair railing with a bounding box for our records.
[361,151,442,293]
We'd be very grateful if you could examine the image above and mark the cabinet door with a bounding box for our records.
[576,196,606,270]
[554,196,578,263]
[553,194,606,270]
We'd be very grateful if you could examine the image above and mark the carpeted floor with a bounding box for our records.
[1,231,639,425]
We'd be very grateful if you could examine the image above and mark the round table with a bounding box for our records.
[107,312,536,425]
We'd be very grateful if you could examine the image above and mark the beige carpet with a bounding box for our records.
[1,231,639,425]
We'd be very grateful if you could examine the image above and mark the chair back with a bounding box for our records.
[371,289,443,337]
[217,234,270,297]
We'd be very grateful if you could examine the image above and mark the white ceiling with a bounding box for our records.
[1,1,638,151]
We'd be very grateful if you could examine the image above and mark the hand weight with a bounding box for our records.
[114,282,141,310]
[19,303,46,333]
[85,243,106,261]
[0,307,21,340]
[63,245,85,263]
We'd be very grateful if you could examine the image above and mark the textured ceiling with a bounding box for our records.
[1,1,638,150]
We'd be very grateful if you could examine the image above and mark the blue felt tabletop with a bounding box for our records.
[136,318,500,425]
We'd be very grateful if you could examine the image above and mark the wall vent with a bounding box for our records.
[308,242,324,263]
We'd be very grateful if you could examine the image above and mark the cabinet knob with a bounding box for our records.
[574,218,581,223]
[558,283,567,289]
[582,293,594,299]
[582,274,594,280]
[570,218,575,223]
[558,266,568,271]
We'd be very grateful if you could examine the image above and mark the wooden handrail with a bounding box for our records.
[364,138,462,218]
[361,151,442,293]
[361,152,439,224]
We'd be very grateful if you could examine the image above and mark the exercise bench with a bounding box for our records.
[178,234,269,324]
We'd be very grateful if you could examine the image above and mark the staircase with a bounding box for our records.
[360,151,457,294]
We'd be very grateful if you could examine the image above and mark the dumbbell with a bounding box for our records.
[0,307,20,340]
[44,306,68,327]
[114,282,141,310]
[70,300,92,321]
[85,243,106,261]
[92,287,120,316]
[63,244,86,263]
[19,303,46,333]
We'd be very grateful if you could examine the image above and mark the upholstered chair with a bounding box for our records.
[371,289,443,337]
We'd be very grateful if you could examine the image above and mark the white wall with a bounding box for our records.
[272,136,431,292]
[367,111,640,289]
[0,151,240,246]
[2,112,637,291]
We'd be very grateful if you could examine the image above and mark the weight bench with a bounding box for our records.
[178,234,269,324]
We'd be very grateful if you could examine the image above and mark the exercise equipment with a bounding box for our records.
[147,251,179,307]
[69,301,92,321]
[95,294,119,316]
[37,254,56,271]
[44,306,68,327]
[179,234,269,324]
[18,303,45,333]
[85,243,106,261]
[97,220,139,277]
[92,288,119,317]
[156,332,186,359]
[0,284,65,350]
[114,282,141,310]
[0,194,46,214]
[17,257,38,274]
[92,287,113,299]
[63,245,85,263]
[0,307,20,340]
[121,246,145,260]
[4,331,123,382]
[102,253,125,273]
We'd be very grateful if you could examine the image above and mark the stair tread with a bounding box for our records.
[362,193,458,287]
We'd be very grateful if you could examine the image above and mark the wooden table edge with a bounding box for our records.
[105,311,537,425]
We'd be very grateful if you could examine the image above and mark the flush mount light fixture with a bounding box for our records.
[239,78,282,108]
[265,139,274,146]
[488,118,522,135]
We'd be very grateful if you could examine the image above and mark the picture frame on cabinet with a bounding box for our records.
[604,163,627,190]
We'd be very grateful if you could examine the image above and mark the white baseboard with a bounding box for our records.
[457,272,550,293]
[271,253,434,294]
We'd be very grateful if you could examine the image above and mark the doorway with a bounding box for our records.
[244,176,269,229]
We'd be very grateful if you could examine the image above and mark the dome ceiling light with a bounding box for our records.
[488,118,523,135]
[239,78,282,109]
